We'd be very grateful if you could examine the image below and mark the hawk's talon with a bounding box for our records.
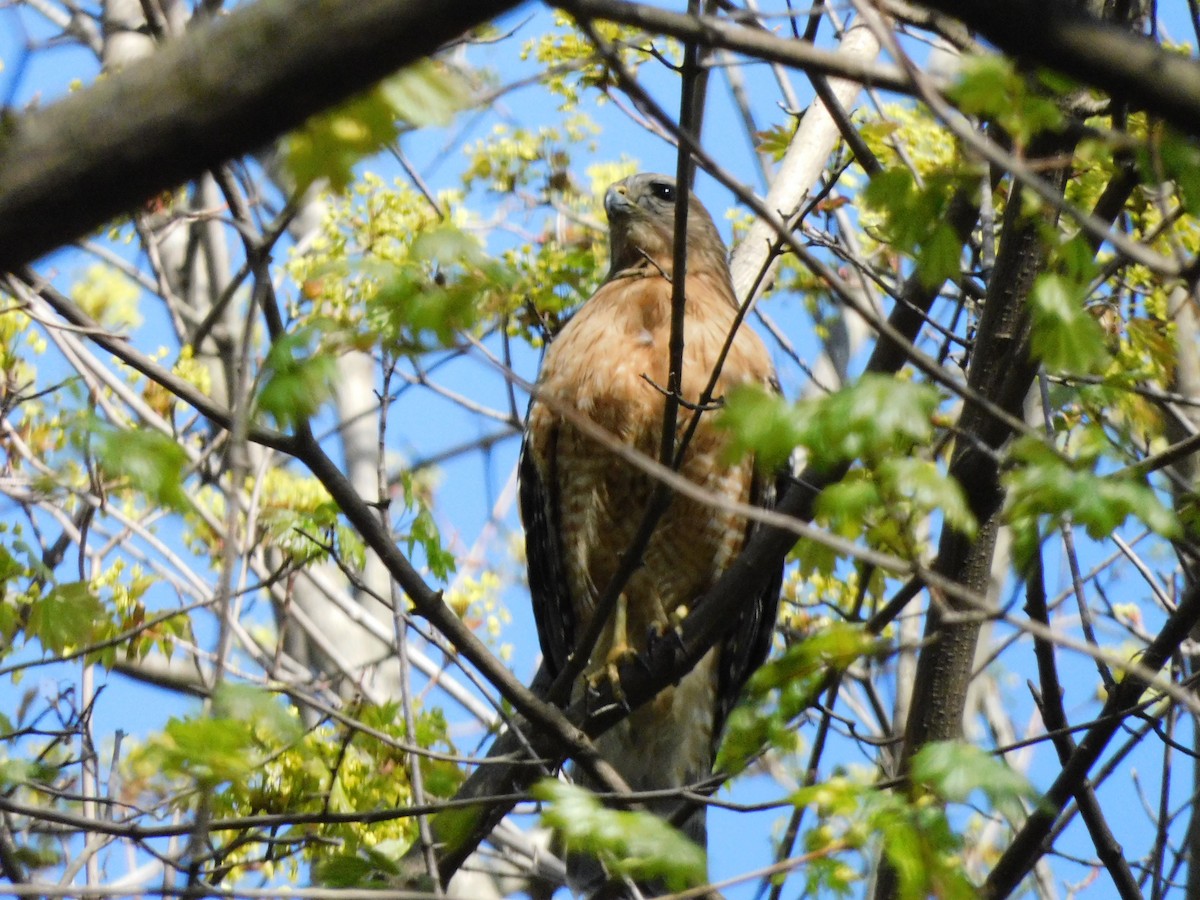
[651,605,689,653]
[586,642,638,703]
[670,626,687,653]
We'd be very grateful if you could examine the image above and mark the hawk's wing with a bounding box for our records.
[714,465,787,740]
[518,422,574,679]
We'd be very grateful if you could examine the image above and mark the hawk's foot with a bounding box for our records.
[647,605,689,653]
[586,641,638,703]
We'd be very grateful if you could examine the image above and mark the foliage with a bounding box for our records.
[286,61,469,192]
[718,624,879,775]
[720,377,973,568]
[534,780,708,891]
[1027,235,1110,375]
[861,164,974,287]
[522,12,679,108]
[257,326,338,428]
[1004,431,1179,569]
[789,742,1034,899]
[720,375,943,472]
[366,225,514,354]
[126,688,459,880]
[946,56,1065,149]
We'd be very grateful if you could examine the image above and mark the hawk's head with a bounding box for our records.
[603,173,729,280]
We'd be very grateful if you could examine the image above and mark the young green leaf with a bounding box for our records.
[718,625,877,773]
[0,543,24,586]
[915,221,963,288]
[717,383,804,472]
[367,225,513,354]
[878,457,977,538]
[1004,434,1179,569]
[1146,128,1200,216]
[1029,273,1110,374]
[257,327,336,429]
[95,427,190,511]
[803,376,939,467]
[142,715,260,788]
[286,61,468,193]
[720,376,941,473]
[314,855,380,889]
[27,582,105,654]
[533,780,707,891]
[911,741,1036,824]
[213,683,303,745]
[947,55,1064,146]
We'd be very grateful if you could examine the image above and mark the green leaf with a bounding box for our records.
[95,427,190,511]
[1147,128,1200,216]
[718,625,876,773]
[1056,233,1101,284]
[0,543,25,585]
[257,326,336,429]
[912,741,1036,825]
[134,686,301,788]
[213,683,303,745]
[946,55,1013,118]
[377,61,469,128]
[0,756,38,789]
[28,582,105,654]
[947,55,1063,146]
[717,383,802,472]
[873,804,926,900]
[433,803,486,856]
[790,770,977,900]
[720,376,941,472]
[405,507,455,580]
[533,780,707,891]
[814,473,882,539]
[862,167,916,222]
[756,122,797,161]
[1004,434,1179,570]
[878,457,977,538]
[367,226,512,355]
[150,715,259,787]
[746,625,876,696]
[866,795,977,900]
[286,61,468,193]
[915,221,962,287]
[806,376,939,467]
[286,91,398,193]
[314,843,408,888]
[1029,273,1110,374]
[861,165,966,277]
[314,855,379,889]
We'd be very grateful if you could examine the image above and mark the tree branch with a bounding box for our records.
[910,0,1200,134]
[985,573,1200,897]
[1024,549,1142,900]
[0,0,521,271]
[556,0,910,93]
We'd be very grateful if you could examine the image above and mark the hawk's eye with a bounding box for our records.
[650,182,675,202]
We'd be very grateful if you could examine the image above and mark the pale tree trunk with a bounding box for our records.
[100,0,405,701]
[1165,287,1200,897]
[728,15,883,394]
[729,17,879,310]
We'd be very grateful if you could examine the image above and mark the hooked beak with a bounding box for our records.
[604,183,634,219]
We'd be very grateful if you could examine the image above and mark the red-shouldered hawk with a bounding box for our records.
[520,173,782,896]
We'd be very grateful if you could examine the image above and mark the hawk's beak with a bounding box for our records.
[604,183,634,219]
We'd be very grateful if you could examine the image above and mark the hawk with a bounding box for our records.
[519,173,783,894]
